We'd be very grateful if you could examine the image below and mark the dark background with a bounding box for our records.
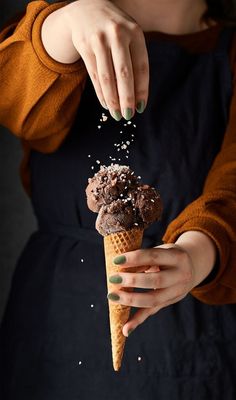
[0,1,55,322]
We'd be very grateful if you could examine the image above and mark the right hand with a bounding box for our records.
[62,0,149,120]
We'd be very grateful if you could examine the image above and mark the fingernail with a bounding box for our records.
[136,100,145,113]
[112,110,122,121]
[128,329,134,337]
[113,255,126,265]
[123,108,133,120]
[107,293,120,301]
[109,275,123,284]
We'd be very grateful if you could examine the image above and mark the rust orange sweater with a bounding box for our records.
[0,1,236,305]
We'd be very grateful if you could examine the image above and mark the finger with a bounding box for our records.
[122,293,187,336]
[108,283,187,308]
[122,307,160,337]
[113,247,185,269]
[78,47,107,109]
[109,268,183,289]
[129,32,149,113]
[111,42,134,119]
[93,36,121,120]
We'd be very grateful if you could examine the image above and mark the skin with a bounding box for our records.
[41,1,217,334]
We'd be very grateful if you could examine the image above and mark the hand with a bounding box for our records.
[107,231,217,337]
[63,0,149,120]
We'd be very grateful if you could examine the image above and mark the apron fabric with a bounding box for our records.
[1,28,236,400]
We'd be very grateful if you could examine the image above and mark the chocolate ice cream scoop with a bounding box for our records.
[86,164,162,236]
[129,185,162,228]
[96,200,135,236]
[86,164,138,212]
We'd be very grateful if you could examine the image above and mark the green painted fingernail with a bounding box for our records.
[107,293,120,301]
[124,108,133,120]
[136,100,145,113]
[112,110,122,121]
[128,329,133,336]
[109,275,123,284]
[113,255,126,265]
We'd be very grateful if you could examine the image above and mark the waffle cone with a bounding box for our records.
[104,227,144,371]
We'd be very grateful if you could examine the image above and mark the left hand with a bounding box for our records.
[107,231,217,337]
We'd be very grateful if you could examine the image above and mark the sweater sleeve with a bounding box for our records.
[0,1,87,153]
[163,33,236,305]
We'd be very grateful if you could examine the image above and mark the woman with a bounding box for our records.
[0,0,236,398]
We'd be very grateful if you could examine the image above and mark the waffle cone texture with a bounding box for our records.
[104,227,144,371]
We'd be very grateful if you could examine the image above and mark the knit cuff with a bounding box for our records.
[32,1,85,74]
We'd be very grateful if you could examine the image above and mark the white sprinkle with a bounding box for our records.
[131,134,135,137]
[117,148,120,152]
[126,156,129,158]
[151,199,155,203]
[121,144,127,150]
[133,124,136,128]
[120,194,123,197]
[91,166,94,170]
[138,356,142,362]
[81,258,84,263]
[118,158,121,161]
[96,160,101,164]
[126,150,129,154]
[120,131,123,134]
[124,123,127,127]
[98,125,101,129]
[78,361,82,365]
[127,121,132,125]
[102,114,108,122]
[126,141,130,145]
[88,154,91,158]
[137,176,141,179]
[90,304,94,308]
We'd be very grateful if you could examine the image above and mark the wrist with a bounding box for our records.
[175,230,218,287]
[41,5,80,64]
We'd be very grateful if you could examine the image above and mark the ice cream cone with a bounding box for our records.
[104,227,145,371]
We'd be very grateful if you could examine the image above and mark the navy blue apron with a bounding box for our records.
[1,27,236,400]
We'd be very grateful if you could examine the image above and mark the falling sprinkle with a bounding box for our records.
[102,114,108,122]
[137,176,141,179]
[96,160,101,164]
[131,134,135,137]
[90,304,94,308]
[88,154,91,158]
[120,131,123,134]
[98,125,101,129]
[126,141,130,145]
[133,124,136,128]
[126,156,129,158]
[138,356,142,362]
[91,166,94,170]
[78,361,82,365]
[124,124,127,127]
[81,259,84,263]
[151,199,155,203]
[121,144,127,150]
[127,121,132,125]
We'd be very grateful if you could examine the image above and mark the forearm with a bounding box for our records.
[41,4,79,64]
[175,230,217,287]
